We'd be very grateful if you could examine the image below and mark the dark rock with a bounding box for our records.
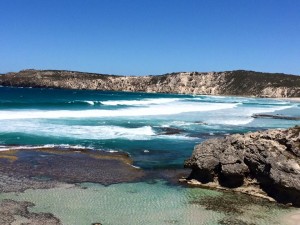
[185,126,300,206]
[0,148,145,187]
[160,127,184,135]
[252,114,300,120]
[194,121,208,125]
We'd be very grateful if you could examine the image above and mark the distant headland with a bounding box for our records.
[1,69,299,98]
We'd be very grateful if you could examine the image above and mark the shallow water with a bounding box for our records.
[0,181,292,225]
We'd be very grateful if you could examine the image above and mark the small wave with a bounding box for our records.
[0,123,157,140]
[100,98,180,106]
[129,164,141,169]
[68,100,101,106]
[0,102,238,120]
[108,150,119,153]
[207,105,295,126]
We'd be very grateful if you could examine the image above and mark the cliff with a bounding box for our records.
[184,126,300,206]
[0,69,300,97]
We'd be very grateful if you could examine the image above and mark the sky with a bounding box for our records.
[0,0,299,75]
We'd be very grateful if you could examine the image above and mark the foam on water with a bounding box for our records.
[100,98,180,106]
[207,104,295,125]
[0,87,299,168]
[0,123,157,140]
[0,102,238,119]
[0,144,93,151]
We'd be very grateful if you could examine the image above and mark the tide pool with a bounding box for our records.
[0,181,292,225]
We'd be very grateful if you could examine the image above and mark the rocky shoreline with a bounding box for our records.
[1,69,300,98]
[0,148,145,225]
[0,132,300,224]
[184,126,300,206]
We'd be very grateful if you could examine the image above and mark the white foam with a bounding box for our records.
[0,144,92,152]
[108,150,119,153]
[0,123,156,140]
[101,98,180,106]
[207,105,295,126]
[0,102,238,120]
[68,100,98,105]
[100,98,180,106]
[220,118,255,125]
[84,101,95,105]
[130,164,141,169]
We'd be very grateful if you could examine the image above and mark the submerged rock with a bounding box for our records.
[0,199,61,225]
[252,114,300,120]
[160,127,184,135]
[184,126,300,206]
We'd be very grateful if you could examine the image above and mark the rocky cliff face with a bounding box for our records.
[0,69,299,97]
[184,126,300,206]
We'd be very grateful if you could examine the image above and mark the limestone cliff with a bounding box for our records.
[0,69,299,97]
[184,126,300,206]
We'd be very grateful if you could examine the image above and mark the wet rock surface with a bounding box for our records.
[0,148,145,186]
[185,126,300,206]
[159,127,185,135]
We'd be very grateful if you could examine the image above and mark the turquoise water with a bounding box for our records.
[0,87,299,224]
[0,181,292,225]
[0,87,299,169]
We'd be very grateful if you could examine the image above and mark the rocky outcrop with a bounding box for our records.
[184,126,300,206]
[0,69,300,97]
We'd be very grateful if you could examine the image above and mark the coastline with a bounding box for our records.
[0,147,295,225]
[1,69,300,98]
[274,97,300,103]
[0,86,299,224]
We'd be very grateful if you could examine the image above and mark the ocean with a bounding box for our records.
[0,86,299,225]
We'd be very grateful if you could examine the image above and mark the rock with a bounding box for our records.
[0,69,299,97]
[252,114,300,120]
[0,199,61,225]
[160,127,184,135]
[184,126,300,206]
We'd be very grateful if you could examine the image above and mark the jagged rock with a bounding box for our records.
[184,126,300,206]
[0,69,300,97]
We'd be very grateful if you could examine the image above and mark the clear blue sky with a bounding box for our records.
[0,0,299,75]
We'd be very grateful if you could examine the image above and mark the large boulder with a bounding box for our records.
[184,126,300,206]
